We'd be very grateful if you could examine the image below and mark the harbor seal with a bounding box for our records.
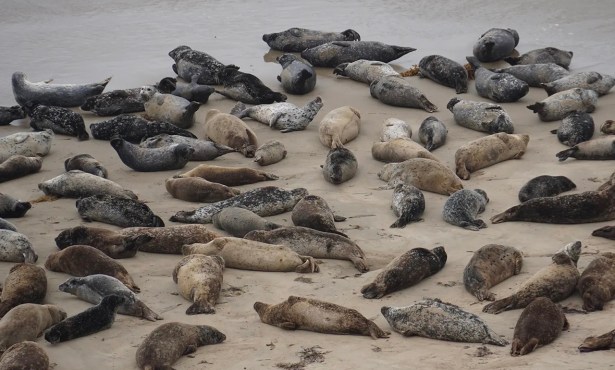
[80,87,148,116]
[38,170,137,199]
[418,116,448,151]
[0,230,37,263]
[318,106,361,148]
[0,105,26,125]
[333,59,399,85]
[379,118,412,142]
[417,55,468,93]
[361,246,447,299]
[139,134,235,161]
[90,114,196,142]
[578,330,615,352]
[173,254,224,314]
[136,322,226,370]
[232,97,323,133]
[216,65,287,104]
[390,184,425,228]
[44,295,125,343]
[45,245,140,292]
[59,274,162,321]
[212,207,280,237]
[443,189,489,231]
[511,297,568,356]
[0,341,49,369]
[577,252,615,311]
[455,133,529,180]
[157,75,215,103]
[0,218,17,232]
[592,225,615,240]
[322,147,358,184]
[483,241,581,314]
[518,175,576,202]
[556,136,615,161]
[0,304,66,351]
[550,111,594,147]
[76,194,164,227]
[55,225,147,259]
[0,193,30,218]
[292,195,346,236]
[166,177,240,203]
[370,75,438,112]
[168,45,228,85]
[542,71,615,96]
[203,109,258,157]
[29,105,89,140]
[466,56,529,103]
[120,224,221,254]
[262,27,361,52]
[505,47,574,69]
[463,244,523,301]
[0,130,54,163]
[381,298,508,346]
[276,54,316,95]
[141,86,199,129]
[472,28,519,62]
[447,98,514,134]
[600,119,615,135]
[301,41,415,67]
[492,63,570,87]
[64,154,107,178]
[176,164,278,186]
[254,296,389,338]
[378,158,464,195]
[527,88,598,122]
[371,138,440,163]
[0,263,47,318]
[254,140,287,166]
[110,136,193,172]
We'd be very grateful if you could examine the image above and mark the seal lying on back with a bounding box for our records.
[173,254,224,314]
[418,55,468,93]
[378,158,464,195]
[505,47,573,69]
[29,105,89,140]
[64,154,108,178]
[333,59,399,85]
[0,263,47,318]
[492,63,570,87]
[0,130,54,163]
[390,184,425,228]
[38,170,137,199]
[76,194,164,227]
[322,147,358,184]
[464,244,523,301]
[177,164,278,186]
[110,136,193,172]
[370,75,438,112]
[380,118,412,141]
[466,56,529,103]
[0,155,42,183]
[447,98,514,134]
[0,105,26,125]
[443,189,489,231]
[418,116,447,151]
[141,86,200,129]
[578,329,615,352]
[254,296,389,338]
[203,109,259,157]
[0,341,50,369]
[0,193,31,218]
[318,106,361,148]
[158,75,215,103]
[301,41,415,67]
[90,114,196,142]
[382,299,508,346]
[577,252,615,311]
[527,88,598,122]
[216,65,287,104]
[0,230,38,263]
[511,297,568,356]
[232,97,323,133]
[551,111,594,147]
[212,207,280,237]
[455,133,529,180]
[292,195,347,236]
[556,136,615,161]
[542,71,615,96]
[165,177,240,203]
[168,45,229,85]
[472,28,519,62]
[140,134,235,161]
[80,87,149,116]
[518,175,576,202]
[263,27,361,52]
[276,54,316,95]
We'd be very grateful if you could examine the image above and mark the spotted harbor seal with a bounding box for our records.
[165,177,239,203]
[577,252,615,311]
[140,86,199,129]
[418,116,448,151]
[38,170,137,199]
[0,218,17,232]
[464,244,523,301]
[447,98,514,134]
[76,194,164,228]
[0,105,26,125]
[361,246,447,299]
[301,41,415,67]
[55,225,148,259]
[254,296,389,338]
[0,130,54,163]
[64,154,107,178]
[443,189,489,231]
[263,27,361,52]
[173,254,224,314]
[59,275,162,321]
[455,133,529,180]
[0,304,66,351]
[0,230,37,263]
[492,63,570,87]
[322,147,358,184]
[90,114,197,142]
[417,55,469,93]
[168,45,229,85]
[370,75,438,112]
[0,193,30,218]
[472,28,519,62]
[381,298,508,346]
[578,330,615,352]
[140,134,235,161]
[216,65,287,104]
[466,56,529,103]
[276,54,316,95]
[318,106,361,148]
[378,158,464,195]
[518,175,576,202]
[203,109,258,157]
[371,138,440,163]
[390,184,425,228]
[254,140,287,166]
[0,263,47,318]
[556,136,615,161]
[110,136,193,172]
[136,322,226,370]
[550,111,594,147]
[158,75,215,103]
[505,47,574,69]
[333,59,399,85]
[212,207,280,237]
[482,241,581,314]
[120,224,221,254]
[80,87,149,116]
[0,341,50,369]
[176,164,278,186]
[511,297,568,356]
[232,97,323,133]
[291,195,346,236]
[542,71,615,96]
[12,71,110,108]
[527,88,598,122]
[170,186,307,224]
[379,118,412,142]
[29,105,89,140]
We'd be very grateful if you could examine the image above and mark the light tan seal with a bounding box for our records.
[463,244,523,301]
[0,264,47,318]
[0,304,66,351]
[254,140,287,166]
[511,297,568,356]
[455,133,529,180]
[203,109,258,157]
[318,106,361,148]
[176,164,278,186]
[371,138,440,163]
[0,341,50,370]
[173,254,224,314]
[0,155,42,183]
[120,224,222,254]
[577,252,615,311]
[165,177,240,203]
[378,158,463,195]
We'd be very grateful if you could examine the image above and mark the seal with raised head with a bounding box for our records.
[443,189,490,231]
[0,341,50,369]
[556,136,615,161]
[542,71,615,96]
[518,175,576,202]
[254,140,287,166]
[492,63,570,87]
[378,158,464,195]
[139,134,235,161]
[370,75,438,112]
[292,195,346,236]
[418,116,448,151]
[322,147,358,185]
[381,298,508,346]
[466,56,529,103]
[212,207,280,238]
[455,133,529,180]
[550,111,594,147]
[203,109,259,157]
[578,330,615,352]
[29,105,89,140]
[90,114,197,142]
[372,138,440,163]
[318,106,361,148]
[76,194,164,228]
[0,105,26,125]
[64,154,107,178]
[333,59,399,85]
[158,75,215,103]
[0,218,17,232]
[216,65,287,104]
[55,225,148,259]
[417,55,468,93]
[0,130,54,163]
[232,97,323,133]
[80,87,149,116]
[173,254,224,315]
[140,85,199,129]
[168,45,228,85]
[254,296,389,338]
[464,244,523,301]
[447,98,514,134]
[120,224,221,254]
[38,170,137,199]
[263,27,361,52]
[176,164,278,186]
[44,294,125,344]
[110,136,193,172]
[390,184,425,228]
[379,118,412,142]
[527,88,598,122]
[170,186,308,224]
[511,297,568,356]
[361,246,447,299]
[301,41,415,67]
[276,54,316,95]
[0,193,31,218]
[136,322,226,370]
[577,252,615,311]
[0,304,66,351]
[166,177,239,203]
[0,263,47,318]
[482,241,581,314]
[0,230,38,263]
[504,47,574,69]
[59,274,162,321]
[12,71,111,108]
[472,28,519,62]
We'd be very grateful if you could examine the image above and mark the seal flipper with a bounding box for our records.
[186,301,215,315]
[482,295,515,314]
[333,63,349,77]
[556,147,578,161]
[230,102,248,117]
[268,112,283,128]
[368,322,389,339]
[295,256,319,273]
[518,338,540,356]
[504,56,520,65]
[390,215,423,229]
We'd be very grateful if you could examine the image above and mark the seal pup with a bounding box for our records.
[80,87,148,116]
[447,98,514,134]
[64,154,107,178]
[322,147,358,184]
[110,136,193,172]
[45,245,140,292]
[417,55,468,93]
[55,225,147,259]
[120,224,221,254]
[212,207,280,237]
[136,322,226,370]
[29,105,89,140]
[173,254,224,314]
[527,88,598,122]
[482,241,581,314]
[216,65,287,104]
[139,134,235,161]
[263,27,361,52]
[170,187,308,224]
[254,296,389,338]
[300,41,415,67]
[318,106,361,148]
[550,111,594,147]
[378,158,464,195]
[542,71,615,96]
[76,194,164,228]
[140,85,199,129]
[442,189,489,231]
[176,164,278,186]
[203,109,258,157]
[511,297,568,356]
[0,304,66,351]
[157,75,215,103]
[418,116,448,151]
[232,97,323,133]
[381,299,507,346]
[168,45,228,85]
[44,295,125,343]
[492,63,570,87]
[379,118,412,142]
[254,140,287,166]
[556,136,615,161]
[0,341,50,369]
[276,54,316,95]
[0,263,47,318]
[601,119,615,135]
[0,218,17,232]
[455,133,530,180]
[59,275,162,321]
[578,329,615,352]
[518,175,576,202]
[361,246,447,299]
[292,195,347,236]
[333,59,399,85]
[38,170,137,199]
[166,177,239,203]
[466,56,529,103]
[370,75,438,112]
[505,47,574,69]
[577,252,615,311]
[371,138,440,163]
[464,244,523,301]
[0,193,31,218]
[0,230,38,263]
[0,105,26,125]
[472,28,519,62]
[12,71,110,108]
[90,114,196,142]
[390,184,425,228]
[0,130,53,163]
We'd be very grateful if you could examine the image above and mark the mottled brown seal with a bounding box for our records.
[120,224,222,254]
[511,297,568,356]
[318,106,361,148]
[0,341,50,370]
[291,195,346,236]
[0,263,47,318]
[0,155,42,183]
[0,303,66,352]
[54,225,148,259]
[173,254,224,314]
[463,244,523,301]
[378,158,463,195]
[203,109,258,157]
[577,252,615,311]
[177,164,278,186]
[165,177,240,203]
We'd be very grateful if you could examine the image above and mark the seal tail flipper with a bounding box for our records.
[392,46,416,58]
[368,322,390,339]
[556,147,578,161]
[419,96,438,113]
[526,102,545,114]
[333,214,346,222]
[295,256,319,273]
[390,216,423,228]
[482,295,515,314]
[360,283,384,299]
[333,63,349,77]
[186,301,215,315]
[152,216,165,227]
[550,129,558,134]
[137,301,163,321]
[540,82,557,96]
[263,172,279,181]
[349,257,369,273]
[519,338,540,356]
[485,329,509,347]
[230,102,248,117]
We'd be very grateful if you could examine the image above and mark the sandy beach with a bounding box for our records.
[1,1,615,369]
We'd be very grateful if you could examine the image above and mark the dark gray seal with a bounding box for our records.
[518,175,576,202]
[505,47,574,69]
[492,63,570,87]
[322,147,358,185]
[370,75,438,112]
[140,134,235,161]
[0,263,47,318]
[29,105,89,140]
[443,189,489,231]
[0,193,30,218]
[447,98,514,134]
[232,96,323,133]
[0,230,37,263]
[216,65,287,104]
[464,244,523,301]
[55,225,147,259]
[168,45,229,85]
[276,54,316,95]
[550,111,594,147]
[170,186,308,224]
[12,71,111,108]
[361,246,447,299]
[417,55,468,93]
[76,194,165,227]
[64,154,108,178]
[291,195,346,236]
[527,88,598,122]
[511,297,568,356]
[38,170,137,199]
[0,218,17,232]
[158,75,216,103]
[418,116,447,151]
[542,71,615,96]
[212,207,280,237]
[466,56,529,103]
[301,41,416,67]
[390,184,425,228]
[577,252,615,311]
[472,28,519,62]
[0,106,26,125]
[90,114,196,142]
[110,136,192,172]
[556,136,615,161]
[262,27,361,52]
[0,155,42,183]
[333,59,399,85]
[80,87,149,116]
